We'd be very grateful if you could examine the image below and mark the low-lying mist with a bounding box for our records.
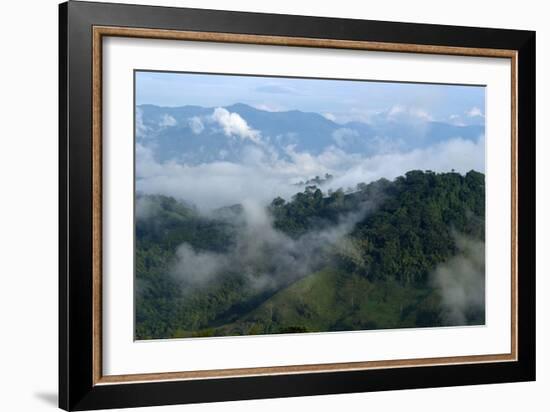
[136,134,485,211]
[430,235,485,325]
[170,198,377,292]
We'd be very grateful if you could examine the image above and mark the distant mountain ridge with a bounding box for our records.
[137,103,484,164]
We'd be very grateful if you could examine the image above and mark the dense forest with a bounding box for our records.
[135,170,485,340]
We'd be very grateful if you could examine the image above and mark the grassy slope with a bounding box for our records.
[198,268,437,337]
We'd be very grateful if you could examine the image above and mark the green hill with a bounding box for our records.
[135,170,485,340]
[213,268,431,336]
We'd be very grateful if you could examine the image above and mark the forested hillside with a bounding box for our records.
[135,170,485,339]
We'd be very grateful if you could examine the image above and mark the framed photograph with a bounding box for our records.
[59,1,536,410]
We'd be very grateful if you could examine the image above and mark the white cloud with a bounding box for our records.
[136,195,161,220]
[367,136,407,154]
[467,106,484,117]
[172,243,229,286]
[136,134,485,211]
[188,116,204,134]
[410,108,433,121]
[337,108,380,124]
[135,143,165,178]
[135,107,149,138]
[332,128,359,147]
[323,112,337,122]
[211,107,261,143]
[431,235,485,325]
[328,135,485,192]
[159,114,177,127]
[252,103,285,112]
[387,105,433,122]
[331,105,434,125]
[388,105,405,117]
[170,198,371,290]
[448,114,466,126]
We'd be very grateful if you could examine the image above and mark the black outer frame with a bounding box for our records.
[59,1,536,410]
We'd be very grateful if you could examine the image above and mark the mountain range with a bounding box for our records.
[137,103,484,164]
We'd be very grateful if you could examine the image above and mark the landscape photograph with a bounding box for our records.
[134,71,486,340]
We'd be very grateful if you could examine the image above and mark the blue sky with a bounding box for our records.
[135,71,485,126]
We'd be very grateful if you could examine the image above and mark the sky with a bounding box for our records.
[135,71,485,126]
